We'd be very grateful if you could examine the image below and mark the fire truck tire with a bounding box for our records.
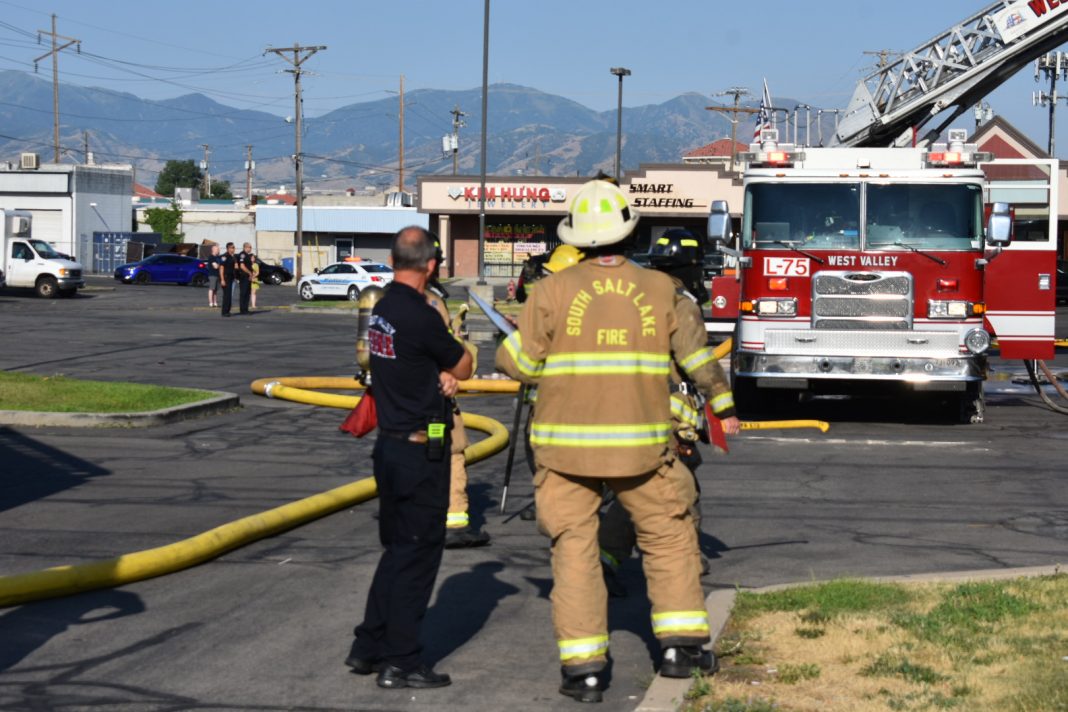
[957,382,985,425]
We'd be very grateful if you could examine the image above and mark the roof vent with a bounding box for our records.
[20,152,39,170]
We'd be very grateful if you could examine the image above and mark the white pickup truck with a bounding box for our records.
[2,208,84,297]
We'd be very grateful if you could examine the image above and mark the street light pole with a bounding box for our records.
[477,0,491,285]
[610,67,630,181]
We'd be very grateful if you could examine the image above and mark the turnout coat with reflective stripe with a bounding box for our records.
[495,257,679,477]
[670,288,736,419]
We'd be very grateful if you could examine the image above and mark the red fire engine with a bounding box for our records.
[708,128,1058,423]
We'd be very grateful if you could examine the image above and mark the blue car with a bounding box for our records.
[114,254,211,286]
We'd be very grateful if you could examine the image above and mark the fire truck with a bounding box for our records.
[705,1,1068,422]
[708,128,1057,423]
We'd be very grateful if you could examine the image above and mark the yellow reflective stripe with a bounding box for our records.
[656,237,670,245]
[710,392,735,413]
[680,347,717,373]
[670,395,700,428]
[446,512,469,528]
[542,351,671,376]
[651,610,710,634]
[680,239,699,247]
[531,422,671,447]
[502,332,544,378]
[558,634,609,661]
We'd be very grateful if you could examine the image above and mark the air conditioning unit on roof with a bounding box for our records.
[20,153,39,170]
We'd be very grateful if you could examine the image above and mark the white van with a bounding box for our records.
[2,209,84,297]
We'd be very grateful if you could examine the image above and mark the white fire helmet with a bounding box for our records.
[557,180,640,248]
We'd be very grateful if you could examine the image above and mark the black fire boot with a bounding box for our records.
[659,646,718,679]
[559,668,604,703]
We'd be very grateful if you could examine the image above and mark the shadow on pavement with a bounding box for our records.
[0,589,146,673]
[0,427,110,514]
[424,561,520,667]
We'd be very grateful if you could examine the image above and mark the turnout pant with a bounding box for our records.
[535,458,710,674]
[352,435,449,671]
[446,409,469,529]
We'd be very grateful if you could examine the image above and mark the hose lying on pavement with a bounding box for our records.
[0,384,510,609]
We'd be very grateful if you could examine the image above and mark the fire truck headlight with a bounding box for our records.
[928,300,971,319]
[755,298,797,317]
[964,328,991,355]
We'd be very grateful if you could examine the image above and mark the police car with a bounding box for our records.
[297,259,394,301]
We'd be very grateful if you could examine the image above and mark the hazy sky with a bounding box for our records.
[0,0,1062,152]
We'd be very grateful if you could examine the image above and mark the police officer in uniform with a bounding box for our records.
[235,241,254,314]
[218,242,236,317]
[495,181,715,703]
[347,226,473,690]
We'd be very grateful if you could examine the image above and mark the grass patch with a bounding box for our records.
[0,372,214,413]
[690,574,1068,712]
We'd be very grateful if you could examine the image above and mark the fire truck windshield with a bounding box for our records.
[867,183,982,250]
[743,183,860,250]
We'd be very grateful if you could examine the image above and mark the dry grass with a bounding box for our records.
[685,575,1068,712]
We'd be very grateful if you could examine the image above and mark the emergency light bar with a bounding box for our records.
[740,129,806,167]
[924,130,992,167]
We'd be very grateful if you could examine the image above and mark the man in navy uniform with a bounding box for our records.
[235,241,254,314]
[346,226,473,690]
[218,242,236,317]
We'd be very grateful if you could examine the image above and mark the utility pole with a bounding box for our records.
[245,145,255,202]
[1034,52,1068,156]
[200,144,211,197]
[862,49,898,69]
[266,43,326,281]
[707,87,758,173]
[450,105,466,175]
[34,15,80,164]
[82,130,90,164]
[609,67,631,181]
[398,75,405,193]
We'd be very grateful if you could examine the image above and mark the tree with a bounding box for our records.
[155,159,203,198]
[209,179,234,200]
[144,202,184,244]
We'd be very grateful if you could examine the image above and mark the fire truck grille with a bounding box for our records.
[811,271,912,330]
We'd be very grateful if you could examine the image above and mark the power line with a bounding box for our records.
[33,14,80,163]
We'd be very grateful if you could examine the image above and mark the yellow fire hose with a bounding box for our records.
[0,382,510,609]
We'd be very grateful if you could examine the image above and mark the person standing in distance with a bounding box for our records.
[347,226,473,690]
[235,242,254,314]
[218,242,236,317]
[207,244,221,308]
[495,180,715,703]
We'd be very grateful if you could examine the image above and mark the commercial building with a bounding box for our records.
[0,157,132,259]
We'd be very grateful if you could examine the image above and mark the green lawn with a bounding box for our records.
[0,372,216,413]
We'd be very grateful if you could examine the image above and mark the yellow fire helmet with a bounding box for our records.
[557,179,640,248]
[543,244,584,273]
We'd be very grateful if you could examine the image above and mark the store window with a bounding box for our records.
[484,223,554,277]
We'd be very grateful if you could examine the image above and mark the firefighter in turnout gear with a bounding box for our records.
[427,239,490,548]
[599,228,740,592]
[495,181,715,703]
[515,244,585,303]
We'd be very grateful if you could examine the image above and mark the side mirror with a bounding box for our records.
[707,200,732,245]
[986,202,1012,247]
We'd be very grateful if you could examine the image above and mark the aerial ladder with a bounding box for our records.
[831,0,1068,148]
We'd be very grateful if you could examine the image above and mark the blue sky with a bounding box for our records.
[0,0,1061,151]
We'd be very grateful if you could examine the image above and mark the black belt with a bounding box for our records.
[381,429,428,444]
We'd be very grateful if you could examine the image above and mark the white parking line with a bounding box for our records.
[743,436,989,450]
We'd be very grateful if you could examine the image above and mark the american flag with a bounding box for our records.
[753,78,773,140]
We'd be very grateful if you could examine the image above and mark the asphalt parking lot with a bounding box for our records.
[0,276,1066,711]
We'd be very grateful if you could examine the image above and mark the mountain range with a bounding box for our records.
[0,70,814,192]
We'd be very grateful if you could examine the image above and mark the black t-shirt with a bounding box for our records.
[219,253,236,280]
[235,251,252,280]
[369,282,465,433]
[208,254,222,276]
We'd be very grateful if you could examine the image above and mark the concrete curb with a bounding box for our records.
[0,390,240,428]
[636,587,737,712]
[637,564,1064,711]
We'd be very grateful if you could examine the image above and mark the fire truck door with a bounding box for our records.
[982,158,1057,360]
